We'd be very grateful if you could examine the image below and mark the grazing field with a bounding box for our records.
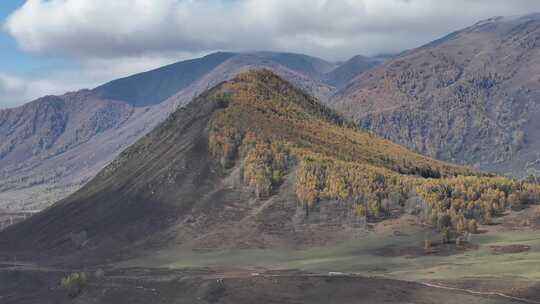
[125,222,540,283]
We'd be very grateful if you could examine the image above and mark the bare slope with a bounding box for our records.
[93,52,236,107]
[332,13,540,176]
[324,55,381,88]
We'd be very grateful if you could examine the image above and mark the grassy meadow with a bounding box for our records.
[124,223,540,283]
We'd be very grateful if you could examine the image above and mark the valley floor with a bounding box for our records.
[0,265,536,304]
[122,212,540,283]
[2,208,540,304]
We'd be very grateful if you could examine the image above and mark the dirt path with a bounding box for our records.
[240,271,540,303]
[418,281,540,304]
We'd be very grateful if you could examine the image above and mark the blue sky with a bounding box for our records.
[1,0,540,109]
[1,1,31,75]
[0,1,68,77]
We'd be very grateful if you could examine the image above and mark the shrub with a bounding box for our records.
[437,213,451,231]
[60,272,88,298]
[467,219,478,234]
[441,227,451,244]
[424,238,432,251]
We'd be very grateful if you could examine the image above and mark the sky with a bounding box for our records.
[1,0,540,109]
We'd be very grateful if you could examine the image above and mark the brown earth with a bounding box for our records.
[0,267,530,304]
[433,279,540,303]
[374,241,478,258]
[490,244,531,255]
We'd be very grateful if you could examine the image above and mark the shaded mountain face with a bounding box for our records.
[248,51,337,78]
[324,55,381,88]
[332,14,540,176]
[93,52,236,107]
[93,51,356,107]
[0,52,380,213]
[0,71,476,263]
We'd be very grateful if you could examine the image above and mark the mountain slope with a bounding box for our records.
[93,52,236,107]
[248,51,337,78]
[3,70,537,265]
[92,51,339,107]
[332,14,540,176]
[324,55,381,88]
[0,91,138,211]
[0,51,378,214]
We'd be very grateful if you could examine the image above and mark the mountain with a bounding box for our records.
[247,51,337,78]
[332,13,540,176]
[3,70,537,265]
[92,51,338,107]
[324,55,381,88]
[0,91,139,212]
[93,52,236,107]
[0,52,380,215]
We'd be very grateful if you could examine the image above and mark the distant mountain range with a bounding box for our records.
[0,51,380,213]
[332,13,540,177]
[3,13,540,216]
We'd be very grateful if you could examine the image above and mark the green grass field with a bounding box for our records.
[126,227,540,283]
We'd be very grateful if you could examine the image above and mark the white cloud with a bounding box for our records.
[0,74,27,108]
[2,0,540,108]
[6,0,540,61]
[0,73,73,108]
[0,70,98,108]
